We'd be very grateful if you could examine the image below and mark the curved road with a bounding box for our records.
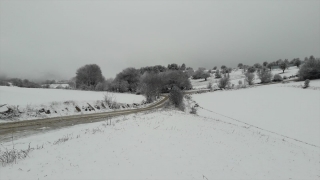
[0,96,169,142]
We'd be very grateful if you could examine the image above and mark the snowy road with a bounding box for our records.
[0,96,169,142]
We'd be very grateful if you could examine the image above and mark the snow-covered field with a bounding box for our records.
[0,86,146,123]
[192,79,320,147]
[1,67,319,179]
[1,110,319,179]
[0,86,144,107]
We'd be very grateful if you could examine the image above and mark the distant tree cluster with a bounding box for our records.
[140,65,167,74]
[73,63,192,103]
[192,68,210,81]
[139,70,191,102]
[9,78,41,88]
[298,56,320,80]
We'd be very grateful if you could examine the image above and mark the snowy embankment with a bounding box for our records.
[1,110,319,179]
[192,79,320,147]
[0,86,145,123]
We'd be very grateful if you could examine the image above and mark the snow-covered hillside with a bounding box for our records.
[1,110,319,179]
[191,66,300,89]
[192,79,320,147]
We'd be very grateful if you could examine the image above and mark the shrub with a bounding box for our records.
[247,66,256,73]
[193,69,210,80]
[215,70,221,78]
[257,68,272,83]
[95,82,105,91]
[298,58,320,80]
[273,74,283,82]
[56,85,63,89]
[283,76,288,80]
[304,79,310,88]
[254,63,262,69]
[207,81,213,90]
[0,80,9,86]
[245,72,255,85]
[190,106,197,114]
[169,86,184,108]
[218,74,230,89]
[103,93,117,109]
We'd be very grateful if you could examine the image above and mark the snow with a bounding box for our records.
[192,79,320,147]
[0,86,147,123]
[191,66,300,89]
[0,86,144,107]
[1,66,319,179]
[46,84,70,89]
[1,110,319,179]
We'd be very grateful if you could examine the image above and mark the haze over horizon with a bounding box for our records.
[1,0,319,81]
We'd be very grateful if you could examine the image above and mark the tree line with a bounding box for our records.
[74,63,193,102]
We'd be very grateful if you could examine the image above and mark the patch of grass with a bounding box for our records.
[0,143,33,166]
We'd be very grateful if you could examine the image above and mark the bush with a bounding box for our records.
[169,86,184,108]
[257,68,272,83]
[273,74,283,82]
[218,74,230,89]
[207,81,213,90]
[190,106,197,114]
[298,58,320,80]
[247,66,256,73]
[103,93,118,109]
[245,72,255,85]
[304,79,310,88]
[95,82,105,91]
[283,76,288,80]
[0,80,9,86]
[193,69,210,80]
[215,70,221,78]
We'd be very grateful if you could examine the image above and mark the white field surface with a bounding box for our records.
[0,110,319,179]
[192,79,320,147]
[0,86,144,107]
[0,86,146,123]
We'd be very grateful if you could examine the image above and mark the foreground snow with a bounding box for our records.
[1,110,319,179]
[192,79,320,147]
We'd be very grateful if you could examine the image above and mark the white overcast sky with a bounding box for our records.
[0,0,319,81]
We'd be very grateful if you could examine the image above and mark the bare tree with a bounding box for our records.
[279,61,288,73]
[245,72,255,85]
